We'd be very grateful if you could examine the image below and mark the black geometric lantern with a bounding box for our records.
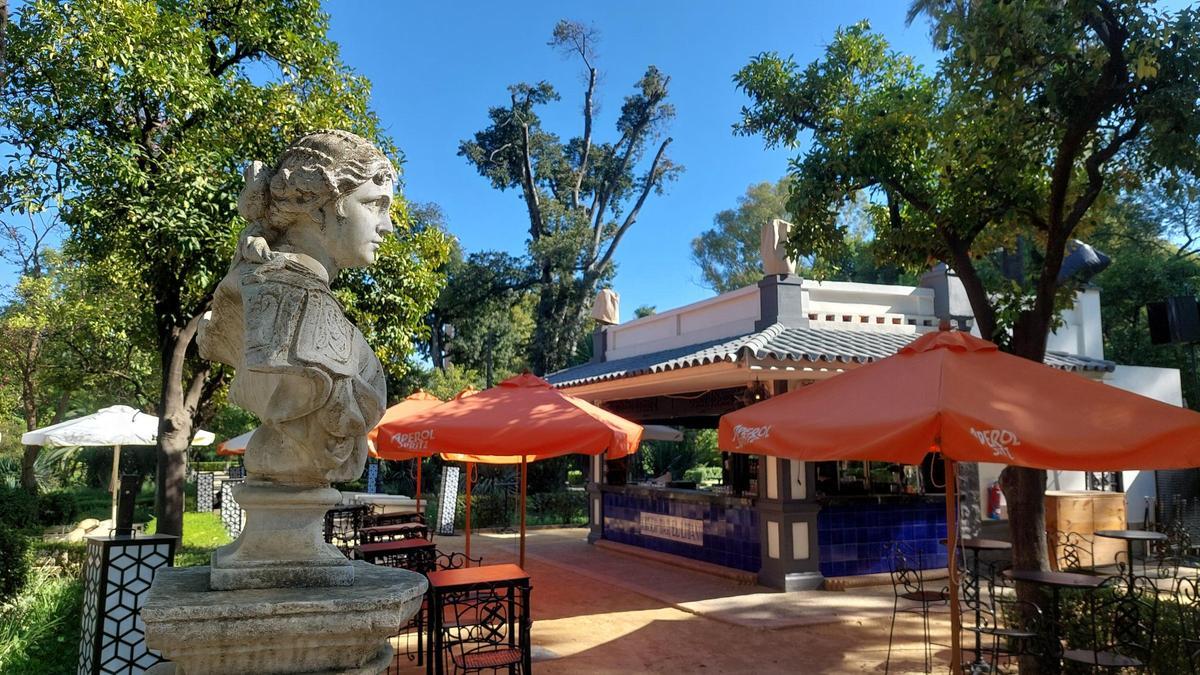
[76,533,176,674]
[221,478,245,538]
[195,471,214,512]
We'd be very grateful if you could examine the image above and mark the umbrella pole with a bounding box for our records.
[415,458,422,517]
[520,455,527,569]
[945,458,962,673]
[465,462,472,561]
[110,444,122,525]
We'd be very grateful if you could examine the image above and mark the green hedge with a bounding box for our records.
[683,466,723,485]
[0,566,84,674]
[191,461,233,473]
[429,491,588,530]
[0,487,39,531]
[0,528,31,603]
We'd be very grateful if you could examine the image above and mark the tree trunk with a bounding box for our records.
[153,310,209,537]
[154,420,191,537]
[20,445,40,494]
[1001,312,1054,675]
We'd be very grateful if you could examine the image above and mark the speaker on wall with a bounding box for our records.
[1148,296,1200,345]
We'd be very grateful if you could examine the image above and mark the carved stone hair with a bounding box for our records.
[237,129,396,239]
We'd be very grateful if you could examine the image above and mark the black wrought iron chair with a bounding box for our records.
[1052,531,1096,573]
[885,543,948,674]
[440,582,531,674]
[390,550,487,674]
[323,504,369,559]
[1062,574,1159,671]
[978,579,1049,674]
[1174,575,1200,674]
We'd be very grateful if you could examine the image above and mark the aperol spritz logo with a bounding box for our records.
[391,429,434,450]
[969,428,1019,460]
[732,424,771,449]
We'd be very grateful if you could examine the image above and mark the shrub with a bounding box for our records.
[30,541,87,577]
[191,461,231,473]
[36,491,80,526]
[0,566,84,674]
[566,469,584,486]
[0,528,31,603]
[0,487,39,531]
[683,466,723,486]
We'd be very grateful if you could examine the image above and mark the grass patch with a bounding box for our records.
[147,511,230,568]
[0,567,83,675]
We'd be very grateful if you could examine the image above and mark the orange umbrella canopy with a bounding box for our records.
[369,390,446,460]
[377,373,643,461]
[719,330,1200,471]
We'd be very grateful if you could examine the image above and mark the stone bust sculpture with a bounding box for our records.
[200,129,393,486]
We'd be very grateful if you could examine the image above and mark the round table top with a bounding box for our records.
[1003,568,1107,589]
[959,538,1012,551]
[1094,529,1168,542]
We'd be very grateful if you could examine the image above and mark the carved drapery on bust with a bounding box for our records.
[200,129,393,486]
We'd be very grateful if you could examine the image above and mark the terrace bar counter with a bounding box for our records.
[598,482,761,574]
[585,451,949,590]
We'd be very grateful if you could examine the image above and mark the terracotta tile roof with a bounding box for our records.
[547,324,1115,388]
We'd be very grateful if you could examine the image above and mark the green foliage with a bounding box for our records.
[0,252,154,493]
[734,4,1200,346]
[0,487,40,531]
[459,20,681,374]
[191,461,234,473]
[146,510,231,567]
[427,241,537,382]
[0,529,31,604]
[2,0,445,534]
[692,178,793,292]
[433,491,588,530]
[1091,179,1200,407]
[566,469,584,486]
[691,180,910,290]
[35,490,80,527]
[0,566,83,674]
[422,364,485,401]
[30,540,88,578]
[639,429,720,480]
[338,201,452,381]
[683,466,724,486]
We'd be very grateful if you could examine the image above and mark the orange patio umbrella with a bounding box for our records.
[718,329,1200,673]
[369,390,446,512]
[377,373,643,567]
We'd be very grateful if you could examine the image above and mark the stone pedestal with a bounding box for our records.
[142,562,426,675]
[210,481,351,590]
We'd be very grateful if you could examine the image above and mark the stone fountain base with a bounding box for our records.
[142,562,427,675]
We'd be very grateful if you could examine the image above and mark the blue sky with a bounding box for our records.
[324,1,938,320]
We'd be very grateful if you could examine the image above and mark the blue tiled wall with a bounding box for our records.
[602,492,761,572]
[817,502,947,577]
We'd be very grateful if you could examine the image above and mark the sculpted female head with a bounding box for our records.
[237,129,397,272]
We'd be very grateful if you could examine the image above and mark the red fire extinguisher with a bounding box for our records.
[987,481,1003,520]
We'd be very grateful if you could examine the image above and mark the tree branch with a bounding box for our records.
[572,66,597,211]
[593,137,672,274]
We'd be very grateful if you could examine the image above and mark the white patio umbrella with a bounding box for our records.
[22,405,215,522]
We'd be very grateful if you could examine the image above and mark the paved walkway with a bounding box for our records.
[390,528,955,674]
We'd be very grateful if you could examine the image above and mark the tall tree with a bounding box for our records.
[2,0,445,535]
[692,178,793,292]
[692,181,901,290]
[734,0,1200,613]
[0,252,154,492]
[460,20,681,375]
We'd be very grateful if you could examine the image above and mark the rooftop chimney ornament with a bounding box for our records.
[761,218,797,276]
[592,288,620,325]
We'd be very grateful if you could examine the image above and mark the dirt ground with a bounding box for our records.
[388,529,957,674]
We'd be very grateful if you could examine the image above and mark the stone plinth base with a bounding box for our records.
[210,482,351,590]
[142,562,427,675]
